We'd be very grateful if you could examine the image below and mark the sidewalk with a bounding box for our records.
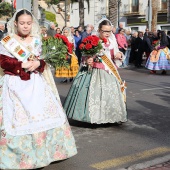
[142,160,170,170]
[119,155,170,170]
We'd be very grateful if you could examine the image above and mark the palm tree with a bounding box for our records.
[151,0,158,31]
[44,0,59,6]
[70,0,90,28]
[108,0,118,27]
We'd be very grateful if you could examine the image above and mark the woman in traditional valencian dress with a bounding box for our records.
[0,9,77,169]
[145,30,170,74]
[64,19,127,124]
[55,27,79,83]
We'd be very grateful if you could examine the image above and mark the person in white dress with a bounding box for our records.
[64,18,127,124]
[0,9,77,169]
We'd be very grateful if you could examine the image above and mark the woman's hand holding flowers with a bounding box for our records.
[22,60,40,72]
[115,52,123,60]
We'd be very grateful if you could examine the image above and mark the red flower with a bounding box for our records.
[82,37,88,43]
[91,40,98,46]
[54,33,73,54]
[102,38,107,44]
[61,36,69,44]
[54,34,60,38]
[86,36,93,41]
[79,35,103,56]
[68,43,74,54]
[153,40,157,44]
[79,43,85,50]
[91,35,100,41]
[85,43,92,50]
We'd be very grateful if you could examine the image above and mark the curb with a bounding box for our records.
[117,154,170,170]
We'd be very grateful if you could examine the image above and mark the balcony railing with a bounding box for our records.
[162,2,167,9]
[123,3,144,15]
[132,5,139,12]
[158,2,167,12]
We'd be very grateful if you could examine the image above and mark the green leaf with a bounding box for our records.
[42,37,70,69]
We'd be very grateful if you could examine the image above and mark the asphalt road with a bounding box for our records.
[42,66,170,170]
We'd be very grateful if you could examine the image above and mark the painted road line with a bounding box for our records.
[141,87,170,91]
[90,147,170,170]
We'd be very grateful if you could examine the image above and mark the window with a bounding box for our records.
[161,26,170,31]
[161,0,167,10]
[132,0,139,6]
[131,27,138,32]
[131,0,139,12]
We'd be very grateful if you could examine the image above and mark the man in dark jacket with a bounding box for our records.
[144,32,154,61]
[81,25,92,41]
[129,31,138,64]
[134,31,145,68]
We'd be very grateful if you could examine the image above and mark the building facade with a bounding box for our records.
[70,0,169,31]
[3,0,11,3]
[70,0,108,27]
[120,0,169,31]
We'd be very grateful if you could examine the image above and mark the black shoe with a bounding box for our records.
[114,121,123,126]
[161,70,167,75]
[61,79,67,83]
[136,65,143,68]
[69,78,73,82]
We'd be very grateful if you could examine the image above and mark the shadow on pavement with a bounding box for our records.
[132,103,170,132]
[68,118,124,129]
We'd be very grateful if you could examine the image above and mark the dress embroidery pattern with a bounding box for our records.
[1,38,66,136]
[89,69,127,124]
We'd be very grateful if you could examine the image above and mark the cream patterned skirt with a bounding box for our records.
[0,77,77,169]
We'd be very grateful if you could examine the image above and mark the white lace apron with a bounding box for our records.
[0,38,65,136]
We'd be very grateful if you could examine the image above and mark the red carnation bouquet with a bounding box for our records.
[54,34,74,54]
[152,40,160,49]
[42,34,74,69]
[79,35,107,72]
[79,35,104,55]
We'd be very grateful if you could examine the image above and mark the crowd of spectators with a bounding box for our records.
[39,21,170,75]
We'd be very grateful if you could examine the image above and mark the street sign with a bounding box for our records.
[16,0,31,11]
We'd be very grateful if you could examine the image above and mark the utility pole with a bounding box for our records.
[148,0,152,31]
[117,0,121,27]
[33,0,38,19]
[65,0,67,26]
[168,0,170,23]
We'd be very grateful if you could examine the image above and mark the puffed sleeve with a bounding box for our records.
[35,59,46,73]
[0,54,31,80]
